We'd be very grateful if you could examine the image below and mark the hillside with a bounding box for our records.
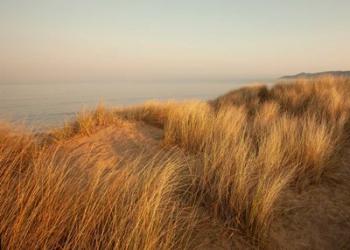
[1,76,350,249]
[281,70,350,79]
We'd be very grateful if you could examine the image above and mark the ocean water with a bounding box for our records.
[0,80,271,127]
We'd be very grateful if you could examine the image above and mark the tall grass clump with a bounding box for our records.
[0,126,203,249]
[271,77,350,123]
[117,100,178,128]
[163,79,349,242]
[50,103,122,140]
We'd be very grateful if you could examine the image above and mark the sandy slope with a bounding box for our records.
[269,144,350,249]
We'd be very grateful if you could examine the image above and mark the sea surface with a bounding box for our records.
[0,80,272,127]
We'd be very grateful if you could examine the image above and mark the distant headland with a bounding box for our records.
[281,71,350,79]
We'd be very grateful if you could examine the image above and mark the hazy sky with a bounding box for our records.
[1,0,350,84]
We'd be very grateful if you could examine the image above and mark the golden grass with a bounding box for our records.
[116,100,178,128]
[162,77,350,241]
[0,127,204,249]
[49,103,122,141]
[1,76,350,249]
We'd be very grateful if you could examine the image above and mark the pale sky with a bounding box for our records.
[1,0,350,84]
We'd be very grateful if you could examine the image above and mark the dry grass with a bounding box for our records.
[0,126,205,249]
[163,77,350,242]
[1,76,350,249]
[50,103,122,141]
[116,100,178,128]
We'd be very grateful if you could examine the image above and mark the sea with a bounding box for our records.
[0,79,273,127]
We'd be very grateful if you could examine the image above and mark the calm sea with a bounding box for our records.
[0,80,272,127]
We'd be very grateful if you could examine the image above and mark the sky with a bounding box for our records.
[1,0,350,84]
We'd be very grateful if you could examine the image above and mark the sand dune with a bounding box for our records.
[1,76,350,249]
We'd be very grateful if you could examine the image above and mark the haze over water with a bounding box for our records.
[0,80,271,126]
[1,1,349,126]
